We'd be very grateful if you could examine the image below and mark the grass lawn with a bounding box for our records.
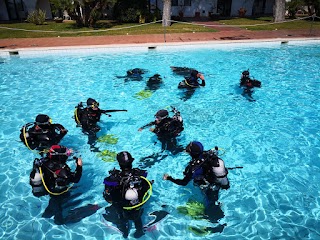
[0,17,319,39]
[218,16,320,30]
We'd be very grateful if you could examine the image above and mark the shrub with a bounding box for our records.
[27,9,46,25]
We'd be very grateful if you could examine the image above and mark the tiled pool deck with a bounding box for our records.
[0,22,320,51]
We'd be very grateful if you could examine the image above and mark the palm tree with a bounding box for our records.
[162,0,171,27]
[273,0,286,22]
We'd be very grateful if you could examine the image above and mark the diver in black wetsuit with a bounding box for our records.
[116,68,147,81]
[139,107,184,153]
[239,70,261,102]
[177,70,206,101]
[20,114,68,153]
[29,145,82,224]
[163,141,229,228]
[145,74,163,91]
[170,66,196,77]
[75,98,127,151]
[103,151,152,238]
[75,98,109,133]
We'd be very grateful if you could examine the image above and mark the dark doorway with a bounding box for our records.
[217,0,232,17]
[252,0,266,16]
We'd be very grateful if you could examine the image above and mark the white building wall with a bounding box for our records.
[159,0,218,18]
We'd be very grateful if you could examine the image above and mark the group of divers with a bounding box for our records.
[20,67,261,238]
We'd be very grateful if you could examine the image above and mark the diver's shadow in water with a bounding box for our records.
[179,88,196,101]
[138,139,184,169]
[42,192,100,225]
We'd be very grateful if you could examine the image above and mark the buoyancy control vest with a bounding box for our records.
[104,168,148,209]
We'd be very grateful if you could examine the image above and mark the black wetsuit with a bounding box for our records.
[20,123,67,151]
[167,153,220,204]
[30,157,82,224]
[103,168,149,238]
[77,107,108,133]
[145,74,162,91]
[141,116,184,154]
[184,76,206,88]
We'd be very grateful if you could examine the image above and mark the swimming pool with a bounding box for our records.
[0,40,319,240]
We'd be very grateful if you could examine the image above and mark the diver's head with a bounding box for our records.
[48,145,72,163]
[117,151,134,170]
[154,109,168,123]
[186,141,204,158]
[87,98,99,109]
[35,114,52,126]
[242,70,250,77]
[191,70,199,78]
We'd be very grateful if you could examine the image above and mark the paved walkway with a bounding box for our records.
[0,22,319,49]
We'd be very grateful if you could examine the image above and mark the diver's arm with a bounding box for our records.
[198,74,205,86]
[70,158,82,183]
[163,172,192,186]
[138,121,156,131]
[54,124,68,134]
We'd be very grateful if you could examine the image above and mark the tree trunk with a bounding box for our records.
[273,0,286,22]
[162,0,171,27]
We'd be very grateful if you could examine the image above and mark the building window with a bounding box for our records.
[172,0,178,6]
[184,0,191,6]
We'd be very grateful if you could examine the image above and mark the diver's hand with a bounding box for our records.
[138,128,143,132]
[199,74,205,80]
[163,174,169,180]
[149,128,154,132]
[76,157,83,166]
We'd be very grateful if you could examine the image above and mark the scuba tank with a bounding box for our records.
[30,167,47,197]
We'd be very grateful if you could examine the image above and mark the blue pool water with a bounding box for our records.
[0,40,320,240]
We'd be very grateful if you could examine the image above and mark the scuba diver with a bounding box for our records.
[239,70,261,102]
[145,74,163,91]
[20,114,68,153]
[163,141,229,225]
[116,68,147,81]
[29,144,83,224]
[139,107,184,156]
[177,70,205,101]
[178,70,206,88]
[103,151,152,238]
[170,66,196,77]
[74,98,126,150]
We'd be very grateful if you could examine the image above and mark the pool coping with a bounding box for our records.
[1,37,320,57]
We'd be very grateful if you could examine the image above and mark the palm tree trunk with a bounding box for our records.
[273,0,286,22]
[162,0,171,27]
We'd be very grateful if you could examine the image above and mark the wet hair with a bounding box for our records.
[117,151,134,169]
[35,114,50,125]
[186,141,204,157]
[87,98,98,107]
[155,109,169,119]
[191,70,199,78]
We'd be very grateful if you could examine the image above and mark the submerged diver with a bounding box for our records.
[103,151,152,238]
[145,74,163,91]
[20,114,68,153]
[29,144,83,224]
[170,66,196,77]
[177,70,205,101]
[116,68,147,81]
[163,141,229,225]
[74,98,126,150]
[139,107,184,157]
[239,70,261,101]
